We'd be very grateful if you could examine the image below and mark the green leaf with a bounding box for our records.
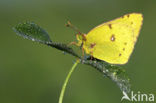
[82,58,130,94]
[13,22,52,44]
[13,22,80,58]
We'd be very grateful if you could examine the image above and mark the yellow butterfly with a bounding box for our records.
[68,13,143,64]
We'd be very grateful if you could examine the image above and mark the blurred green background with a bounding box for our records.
[0,0,156,103]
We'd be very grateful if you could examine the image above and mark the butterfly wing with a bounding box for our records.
[83,13,143,64]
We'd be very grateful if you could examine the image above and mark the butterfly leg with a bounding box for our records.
[82,47,84,57]
[89,43,96,60]
[90,50,94,60]
[67,41,79,47]
[80,47,86,61]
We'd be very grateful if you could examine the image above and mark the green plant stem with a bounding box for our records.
[58,59,80,103]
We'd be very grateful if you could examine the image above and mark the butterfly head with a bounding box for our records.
[76,33,86,47]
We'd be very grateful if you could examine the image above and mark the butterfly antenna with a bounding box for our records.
[66,21,82,35]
